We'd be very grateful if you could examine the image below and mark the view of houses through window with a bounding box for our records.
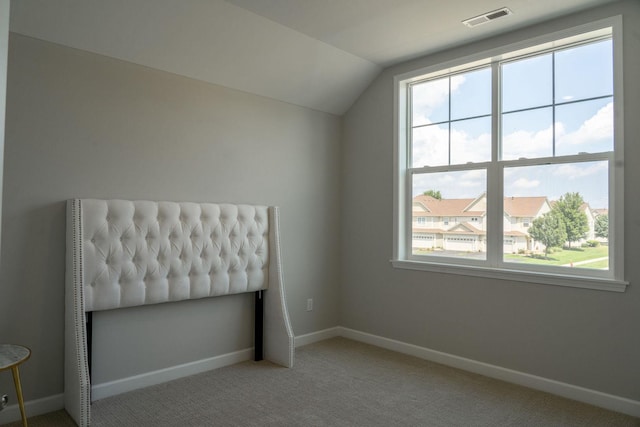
[405,28,616,275]
[412,188,609,269]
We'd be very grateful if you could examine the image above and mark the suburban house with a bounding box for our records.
[412,194,601,253]
[0,0,638,424]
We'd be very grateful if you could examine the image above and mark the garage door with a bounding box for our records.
[413,233,435,249]
[445,236,476,251]
[503,238,515,253]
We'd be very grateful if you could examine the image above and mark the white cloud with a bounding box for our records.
[458,170,486,189]
[412,125,449,167]
[553,162,608,179]
[451,128,491,164]
[438,174,456,184]
[557,102,613,147]
[412,124,490,167]
[502,126,553,159]
[512,178,540,189]
[462,169,486,180]
[459,179,483,188]
[412,75,465,125]
[412,170,485,198]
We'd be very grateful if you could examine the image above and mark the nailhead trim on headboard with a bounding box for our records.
[65,199,90,426]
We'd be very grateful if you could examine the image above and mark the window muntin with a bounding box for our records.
[397,22,622,287]
[411,67,492,168]
[500,39,614,161]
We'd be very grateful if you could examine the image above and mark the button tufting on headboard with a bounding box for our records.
[80,200,269,312]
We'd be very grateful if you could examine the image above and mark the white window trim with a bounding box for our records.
[391,16,627,292]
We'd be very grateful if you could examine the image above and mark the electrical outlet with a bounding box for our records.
[0,394,8,411]
[306,298,313,312]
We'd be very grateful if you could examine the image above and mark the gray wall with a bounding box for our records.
[340,0,640,401]
[0,34,341,399]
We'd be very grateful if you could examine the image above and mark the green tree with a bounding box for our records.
[552,192,588,248]
[528,211,567,258]
[595,214,608,239]
[423,189,442,200]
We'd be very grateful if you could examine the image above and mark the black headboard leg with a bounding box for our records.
[86,311,93,400]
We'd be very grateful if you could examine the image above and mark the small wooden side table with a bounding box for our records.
[0,344,31,427]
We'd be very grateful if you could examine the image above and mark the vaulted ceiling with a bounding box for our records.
[9,0,616,115]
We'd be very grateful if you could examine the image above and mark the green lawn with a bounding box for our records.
[505,246,608,268]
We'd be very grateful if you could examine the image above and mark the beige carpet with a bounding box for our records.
[4,337,639,426]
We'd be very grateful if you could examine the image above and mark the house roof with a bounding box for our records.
[503,196,548,217]
[414,194,548,218]
[413,195,484,217]
[445,222,485,235]
[504,230,528,237]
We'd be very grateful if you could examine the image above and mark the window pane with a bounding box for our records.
[412,77,449,126]
[503,161,608,270]
[450,117,491,164]
[555,40,613,103]
[556,98,613,156]
[412,124,449,167]
[412,170,487,260]
[502,107,553,160]
[451,68,491,120]
[502,53,552,112]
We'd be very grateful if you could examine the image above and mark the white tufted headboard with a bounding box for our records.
[65,199,294,426]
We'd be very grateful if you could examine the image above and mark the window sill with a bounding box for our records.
[390,259,628,292]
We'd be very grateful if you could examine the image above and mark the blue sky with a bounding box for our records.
[411,39,612,209]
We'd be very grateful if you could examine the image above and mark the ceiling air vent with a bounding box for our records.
[463,7,512,28]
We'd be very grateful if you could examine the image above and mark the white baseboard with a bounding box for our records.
[295,327,341,348]
[338,327,640,418]
[91,326,341,405]
[0,393,63,425]
[91,347,254,401]
[5,327,639,423]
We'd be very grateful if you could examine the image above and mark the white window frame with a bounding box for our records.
[392,16,627,292]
